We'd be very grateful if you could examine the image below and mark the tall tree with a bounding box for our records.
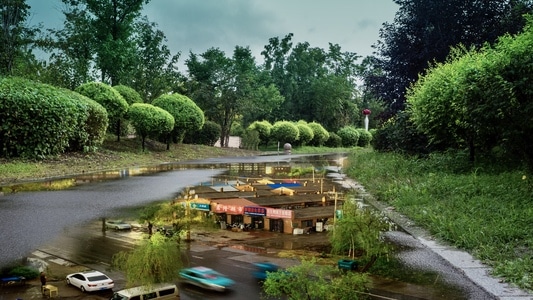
[366,0,533,116]
[0,0,37,76]
[186,46,261,147]
[124,17,183,102]
[262,34,361,131]
[60,0,149,86]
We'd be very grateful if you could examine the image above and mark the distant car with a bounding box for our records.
[252,262,280,280]
[105,220,132,230]
[179,266,235,292]
[66,270,114,292]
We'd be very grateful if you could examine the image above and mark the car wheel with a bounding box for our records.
[80,286,86,292]
[66,278,71,285]
[115,226,120,230]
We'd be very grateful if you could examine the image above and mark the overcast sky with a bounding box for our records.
[26,0,399,70]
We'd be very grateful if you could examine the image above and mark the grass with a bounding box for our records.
[346,150,533,291]
[0,136,262,185]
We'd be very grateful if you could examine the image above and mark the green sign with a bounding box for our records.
[189,202,210,211]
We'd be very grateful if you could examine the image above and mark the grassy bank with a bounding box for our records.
[346,150,533,291]
[0,136,262,185]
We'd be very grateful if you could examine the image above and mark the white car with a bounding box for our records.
[105,220,132,230]
[66,270,114,292]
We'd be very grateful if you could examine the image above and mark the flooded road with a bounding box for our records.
[0,153,501,299]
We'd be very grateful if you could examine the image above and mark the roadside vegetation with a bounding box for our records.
[347,150,533,291]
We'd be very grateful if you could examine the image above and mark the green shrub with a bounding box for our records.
[357,129,373,147]
[152,93,204,144]
[241,128,260,150]
[0,77,88,158]
[113,85,143,105]
[307,122,329,147]
[271,121,299,145]
[325,131,342,148]
[295,121,314,146]
[248,120,272,146]
[337,126,360,147]
[75,82,129,140]
[183,120,221,146]
[128,103,174,151]
[8,266,39,279]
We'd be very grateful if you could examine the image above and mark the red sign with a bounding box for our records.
[214,203,244,215]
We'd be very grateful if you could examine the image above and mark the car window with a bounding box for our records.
[110,293,129,300]
[130,296,141,300]
[142,292,157,300]
[88,275,109,281]
[158,288,175,296]
[73,274,85,280]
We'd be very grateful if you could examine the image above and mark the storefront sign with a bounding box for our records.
[215,203,244,215]
[189,202,210,211]
[244,206,267,216]
[266,208,293,219]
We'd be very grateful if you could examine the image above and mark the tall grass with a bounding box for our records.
[347,150,533,291]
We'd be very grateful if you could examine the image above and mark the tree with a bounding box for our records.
[112,233,183,287]
[113,85,143,105]
[58,0,150,86]
[0,0,38,76]
[329,199,392,272]
[262,258,369,300]
[270,121,299,145]
[75,81,129,141]
[261,35,361,129]
[247,120,272,146]
[366,0,533,116]
[186,46,260,148]
[152,93,204,148]
[337,126,360,147]
[307,122,330,147]
[128,103,174,151]
[294,121,314,146]
[124,17,183,103]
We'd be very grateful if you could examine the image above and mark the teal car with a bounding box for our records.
[179,266,235,292]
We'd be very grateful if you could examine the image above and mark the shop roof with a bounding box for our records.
[293,206,336,219]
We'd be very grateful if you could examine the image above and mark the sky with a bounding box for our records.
[26,0,399,71]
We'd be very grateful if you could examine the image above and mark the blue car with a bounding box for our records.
[179,266,235,292]
[252,262,279,280]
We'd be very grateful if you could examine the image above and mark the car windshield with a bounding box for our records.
[88,275,109,281]
[110,293,127,300]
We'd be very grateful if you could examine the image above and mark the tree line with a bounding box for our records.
[2,0,533,169]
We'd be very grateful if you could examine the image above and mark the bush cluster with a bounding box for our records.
[0,77,108,158]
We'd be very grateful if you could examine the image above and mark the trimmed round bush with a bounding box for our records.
[337,126,360,147]
[248,120,272,146]
[152,93,204,144]
[325,131,342,148]
[183,120,221,146]
[75,82,129,138]
[0,77,88,158]
[271,121,299,145]
[128,103,174,151]
[357,128,373,147]
[113,85,143,105]
[307,122,330,146]
[295,121,314,146]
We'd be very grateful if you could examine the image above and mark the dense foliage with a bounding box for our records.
[407,16,533,168]
[0,77,105,158]
[270,121,299,145]
[75,81,129,141]
[366,0,533,116]
[152,93,204,146]
[127,103,174,151]
[183,120,221,146]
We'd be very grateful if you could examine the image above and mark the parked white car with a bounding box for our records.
[105,220,132,230]
[66,270,114,292]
